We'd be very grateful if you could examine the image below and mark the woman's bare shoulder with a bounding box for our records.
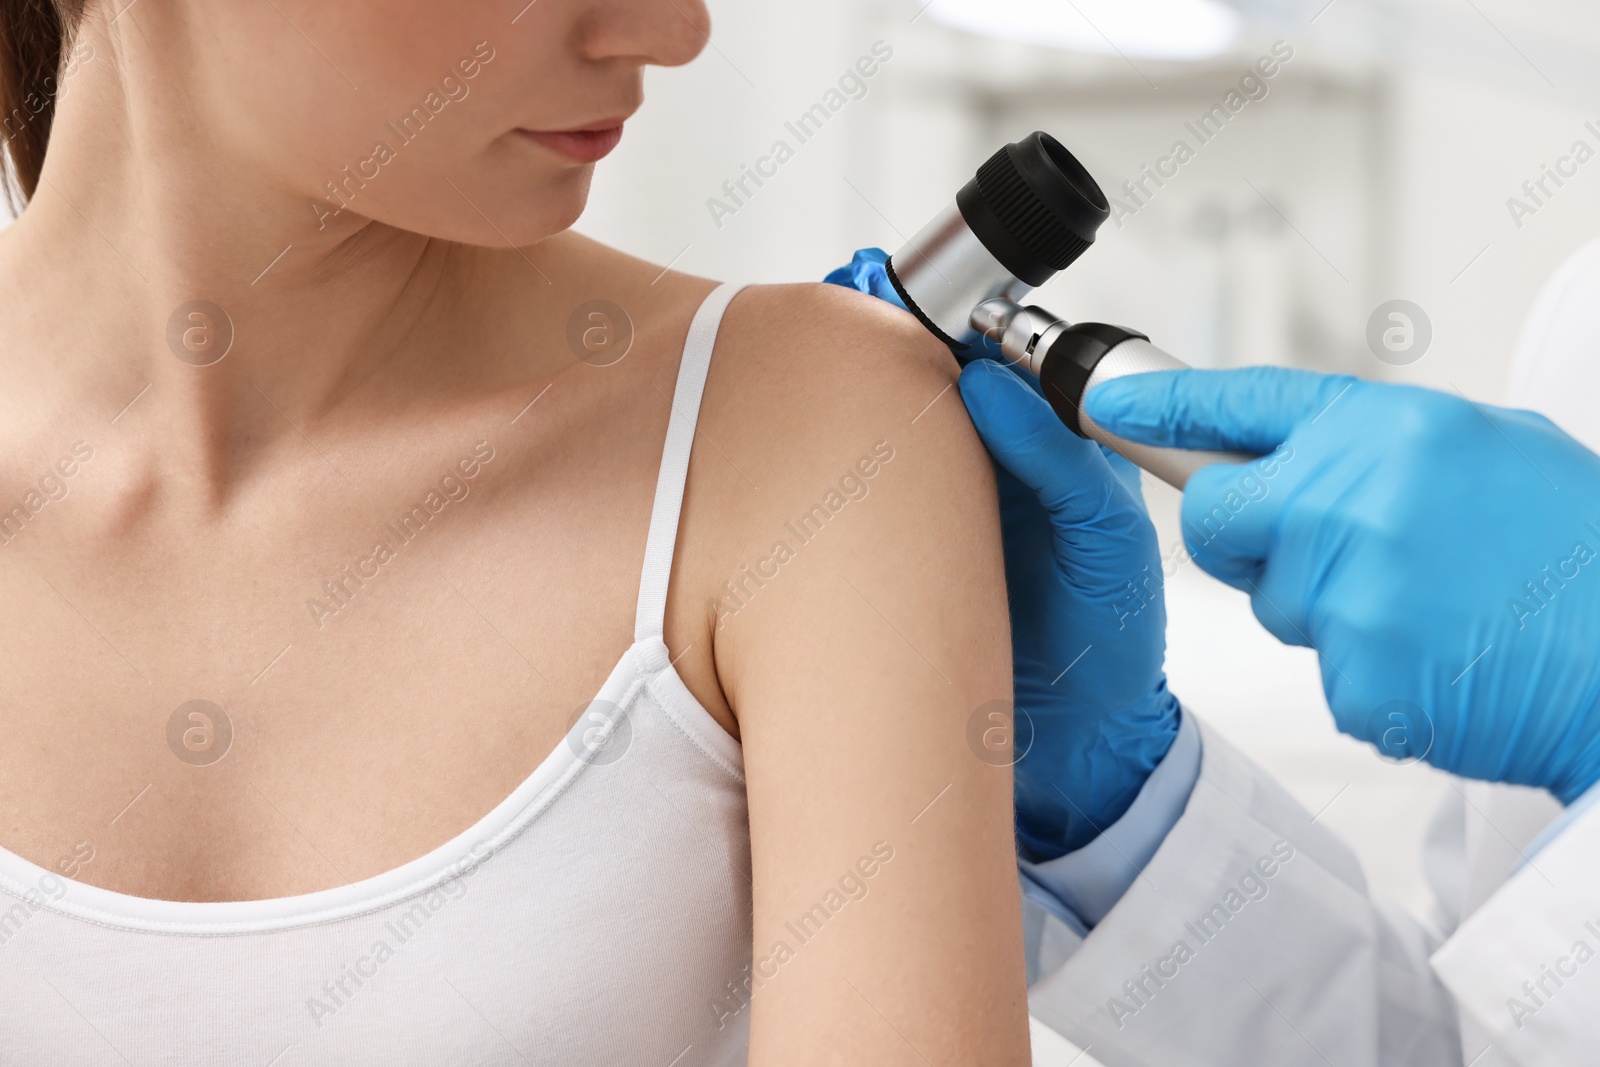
[671,279,988,658]
[505,234,956,404]
[669,278,995,675]
[690,280,970,514]
[715,280,958,419]
[674,280,1031,1061]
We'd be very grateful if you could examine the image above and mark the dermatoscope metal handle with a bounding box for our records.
[973,298,1256,490]
[883,131,1259,490]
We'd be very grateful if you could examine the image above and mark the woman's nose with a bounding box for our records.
[580,0,711,69]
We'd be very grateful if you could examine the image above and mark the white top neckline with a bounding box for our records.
[0,636,741,936]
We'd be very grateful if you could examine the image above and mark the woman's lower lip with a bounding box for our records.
[520,126,624,163]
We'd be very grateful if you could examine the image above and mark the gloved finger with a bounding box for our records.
[1177,459,1284,593]
[1180,455,1317,646]
[1082,366,1359,454]
[822,246,1013,365]
[822,247,906,309]
[960,360,1143,547]
[1100,446,1147,511]
[1247,583,1314,648]
[963,330,1011,368]
[972,351,1047,394]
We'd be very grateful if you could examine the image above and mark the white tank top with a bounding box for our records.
[0,283,754,1065]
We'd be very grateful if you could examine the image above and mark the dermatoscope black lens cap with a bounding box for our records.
[955,132,1111,288]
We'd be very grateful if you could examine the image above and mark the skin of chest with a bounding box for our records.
[0,282,734,903]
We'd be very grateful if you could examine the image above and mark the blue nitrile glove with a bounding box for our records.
[828,249,1182,858]
[823,247,907,307]
[1084,367,1600,803]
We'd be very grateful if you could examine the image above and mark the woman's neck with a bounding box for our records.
[0,16,505,508]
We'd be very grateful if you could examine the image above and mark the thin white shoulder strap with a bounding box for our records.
[634,282,747,642]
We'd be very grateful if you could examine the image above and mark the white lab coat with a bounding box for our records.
[1024,239,1600,1067]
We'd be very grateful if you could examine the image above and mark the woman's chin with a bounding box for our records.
[359,168,592,251]
[454,164,592,249]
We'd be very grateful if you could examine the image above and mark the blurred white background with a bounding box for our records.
[578,0,1600,1060]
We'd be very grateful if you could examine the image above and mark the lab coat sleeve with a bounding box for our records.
[1024,718,1462,1067]
[1430,787,1600,1066]
[1022,707,1203,929]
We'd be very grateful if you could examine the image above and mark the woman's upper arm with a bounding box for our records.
[704,284,1029,1065]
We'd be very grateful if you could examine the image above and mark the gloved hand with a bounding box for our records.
[828,249,1182,858]
[1084,366,1600,803]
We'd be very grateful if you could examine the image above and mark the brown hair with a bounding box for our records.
[0,0,87,206]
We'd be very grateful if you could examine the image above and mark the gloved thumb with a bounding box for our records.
[1178,459,1280,593]
[822,247,906,309]
[1082,366,1359,454]
[960,359,1145,554]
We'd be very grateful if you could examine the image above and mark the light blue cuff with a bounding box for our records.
[1020,867,1090,940]
[1522,778,1600,868]
[1019,706,1202,927]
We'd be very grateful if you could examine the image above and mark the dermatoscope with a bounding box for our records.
[885,131,1254,489]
